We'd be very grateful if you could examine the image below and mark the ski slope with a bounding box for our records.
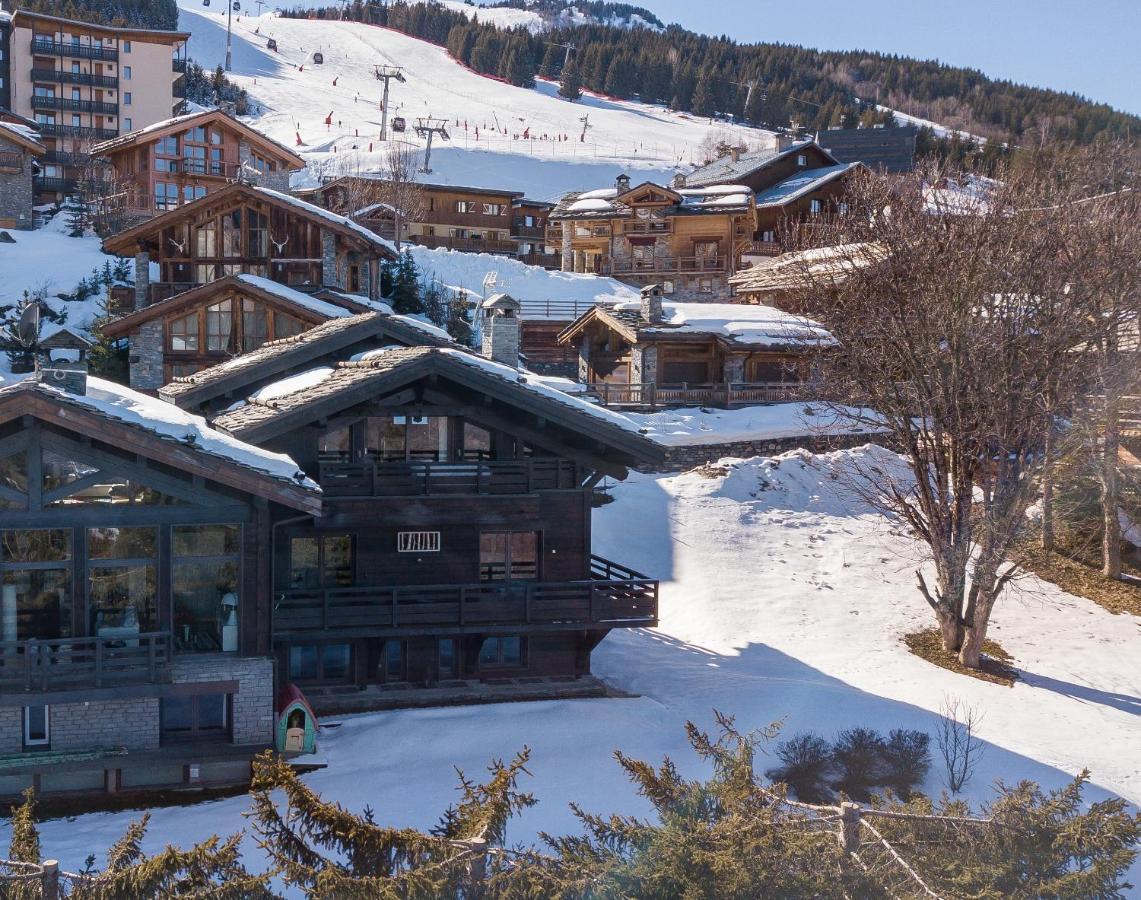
[175,0,774,200]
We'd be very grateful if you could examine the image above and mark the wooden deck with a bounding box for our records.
[318,458,579,497]
[0,633,172,693]
[273,555,658,638]
[586,381,803,409]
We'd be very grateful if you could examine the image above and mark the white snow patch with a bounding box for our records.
[248,366,335,403]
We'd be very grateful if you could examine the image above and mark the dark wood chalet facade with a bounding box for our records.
[167,335,663,712]
[101,181,397,311]
[0,370,320,800]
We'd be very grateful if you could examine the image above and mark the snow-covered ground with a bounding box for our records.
[626,402,885,446]
[8,445,1138,881]
[175,0,773,200]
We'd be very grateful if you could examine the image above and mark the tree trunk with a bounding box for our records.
[959,625,985,669]
[937,613,964,655]
[1041,421,1055,552]
[1102,391,1122,580]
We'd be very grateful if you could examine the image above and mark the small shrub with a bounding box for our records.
[766,732,833,802]
[831,727,885,800]
[880,729,931,797]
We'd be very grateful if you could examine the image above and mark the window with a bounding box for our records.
[838,202,850,215]
[289,643,351,682]
[761,229,776,244]
[797,154,807,166]
[154,181,179,211]
[809,199,822,214]
[182,185,206,203]
[172,524,240,653]
[241,299,268,351]
[123,91,131,105]
[168,312,198,351]
[483,203,504,216]
[379,640,404,682]
[71,114,81,127]
[124,117,132,130]
[88,526,158,637]
[1,530,71,641]
[455,200,473,213]
[221,210,242,257]
[161,693,230,743]
[195,220,217,257]
[397,531,440,553]
[205,300,233,352]
[123,40,131,52]
[157,135,178,155]
[247,210,268,257]
[289,535,353,589]
[480,532,538,581]
[697,277,715,294]
[438,638,458,680]
[273,312,306,339]
[693,240,719,263]
[123,65,131,79]
[23,707,50,748]
[478,636,523,669]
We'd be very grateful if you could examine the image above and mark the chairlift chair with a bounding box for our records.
[312,51,324,64]
[391,117,406,133]
[267,38,278,51]
[202,0,210,7]
[232,1,240,9]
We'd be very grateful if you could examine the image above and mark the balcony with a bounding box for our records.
[177,158,239,177]
[512,224,546,239]
[620,220,671,234]
[318,457,579,497]
[33,175,78,193]
[273,556,658,638]
[586,381,805,409]
[746,240,783,257]
[603,255,728,276]
[0,633,172,694]
[31,68,118,88]
[32,95,119,115]
[42,150,91,167]
[172,58,188,73]
[410,235,518,254]
[31,39,119,61]
[516,251,562,270]
[37,123,119,139]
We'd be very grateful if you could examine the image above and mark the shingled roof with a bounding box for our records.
[549,181,754,220]
[211,346,663,467]
[160,311,457,410]
[728,243,887,295]
[685,141,837,188]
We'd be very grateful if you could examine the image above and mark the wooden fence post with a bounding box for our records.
[838,802,862,854]
[41,860,60,900]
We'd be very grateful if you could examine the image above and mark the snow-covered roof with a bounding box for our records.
[685,141,836,187]
[730,243,888,293]
[753,163,858,208]
[569,197,616,213]
[578,188,619,200]
[0,121,46,154]
[598,301,834,349]
[252,186,399,255]
[553,180,753,220]
[233,274,352,320]
[91,109,304,164]
[0,373,317,492]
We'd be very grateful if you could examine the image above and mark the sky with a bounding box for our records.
[636,0,1141,117]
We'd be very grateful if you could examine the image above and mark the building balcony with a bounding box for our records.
[42,150,91,167]
[172,58,188,73]
[31,39,119,62]
[32,95,119,115]
[33,175,79,193]
[512,224,546,239]
[317,457,580,497]
[37,123,119,139]
[176,158,239,177]
[273,555,658,638]
[31,68,119,88]
[586,381,805,409]
[619,220,671,234]
[603,255,728,276]
[516,251,561,270]
[0,632,173,695]
[410,235,517,254]
[746,240,783,257]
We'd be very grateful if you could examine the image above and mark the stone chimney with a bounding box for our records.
[765,132,794,153]
[640,283,664,324]
[481,293,522,367]
[37,359,88,396]
[730,146,740,162]
[671,171,687,189]
[615,173,631,193]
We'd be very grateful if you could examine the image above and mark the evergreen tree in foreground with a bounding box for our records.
[559,58,584,101]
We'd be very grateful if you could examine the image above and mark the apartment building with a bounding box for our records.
[5,10,188,202]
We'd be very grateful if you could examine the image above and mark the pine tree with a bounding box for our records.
[389,251,422,315]
[559,58,583,101]
[87,290,129,383]
[692,71,716,118]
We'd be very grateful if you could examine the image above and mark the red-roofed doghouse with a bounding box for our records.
[276,684,319,754]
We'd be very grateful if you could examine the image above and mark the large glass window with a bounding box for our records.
[289,535,353,589]
[289,643,351,682]
[273,312,306,340]
[1,530,71,641]
[241,299,268,352]
[479,532,539,581]
[169,312,199,351]
[363,416,448,460]
[161,693,229,743]
[379,640,404,682]
[247,210,268,257]
[205,300,233,352]
[195,220,216,258]
[172,525,240,653]
[88,527,158,638]
[478,636,523,668]
[222,210,242,258]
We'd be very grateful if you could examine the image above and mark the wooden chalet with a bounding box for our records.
[101,181,397,310]
[99,273,449,389]
[90,109,305,221]
[0,120,46,230]
[548,174,756,300]
[512,198,559,268]
[557,284,832,409]
[0,369,320,800]
[160,330,663,710]
[728,242,887,313]
[684,138,863,256]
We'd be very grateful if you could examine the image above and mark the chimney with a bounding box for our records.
[730,147,740,162]
[640,283,664,324]
[37,359,88,396]
[615,173,630,193]
[773,132,794,152]
[671,171,687,189]
[481,293,522,367]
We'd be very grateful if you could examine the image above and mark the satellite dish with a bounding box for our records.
[15,301,41,349]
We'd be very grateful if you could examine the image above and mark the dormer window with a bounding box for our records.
[797,154,808,166]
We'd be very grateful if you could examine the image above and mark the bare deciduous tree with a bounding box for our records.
[936,694,985,793]
[331,144,426,251]
[786,155,1112,667]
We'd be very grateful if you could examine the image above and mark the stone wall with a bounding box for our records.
[0,140,36,230]
[646,430,889,472]
[51,698,160,751]
[128,319,165,390]
[171,655,275,746]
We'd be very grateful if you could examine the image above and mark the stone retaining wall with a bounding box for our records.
[646,430,891,472]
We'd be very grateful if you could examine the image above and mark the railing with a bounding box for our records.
[32,95,119,114]
[517,252,561,269]
[318,458,579,497]
[177,158,239,177]
[31,39,119,61]
[410,235,518,254]
[586,381,805,409]
[0,632,173,693]
[172,58,188,73]
[42,150,90,167]
[512,224,546,239]
[33,176,78,193]
[274,555,658,635]
[603,255,728,276]
[31,68,119,88]
[620,220,671,234]
[36,123,119,139]
[573,225,610,238]
[516,296,600,320]
[746,240,783,257]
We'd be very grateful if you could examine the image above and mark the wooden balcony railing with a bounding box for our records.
[318,458,579,497]
[32,39,119,61]
[603,256,728,276]
[746,241,783,257]
[273,555,658,637]
[512,224,546,239]
[31,68,119,88]
[587,381,804,409]
[619,220,671,234]
[0,632,173,693]
[410,235,517,254]
[516,252,562,269]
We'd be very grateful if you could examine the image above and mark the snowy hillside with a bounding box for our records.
[175,0,773,200]
[7,445,1138,879]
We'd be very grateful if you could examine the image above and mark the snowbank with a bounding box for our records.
[626,403,886,446]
